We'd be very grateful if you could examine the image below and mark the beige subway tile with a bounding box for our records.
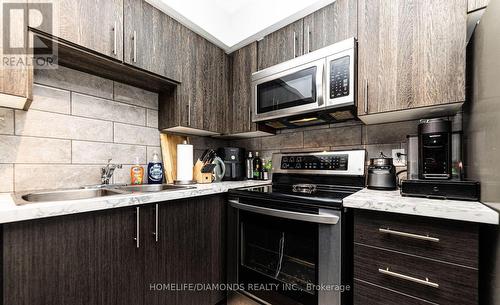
[365,143,401,159]
[31,84,71,114]
[72,141,146,164]
[114,123,160,146]
[14,164,103,191]
[72,93,146,125]
[0,108,14,134]
[0,164,14,193]
[35,66,113,99]
[113,82,158,109]
[0,135,71,163]
[146,109,158,128]
[304,125,362,148]
[15,110,113,142]
[147,146,162,163]
[112,164,147,185]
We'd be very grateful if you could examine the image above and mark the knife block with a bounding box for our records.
[193,160,212,184]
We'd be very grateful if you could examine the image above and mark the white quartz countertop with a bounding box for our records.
[343,188,499,225]
[0,180,271,224]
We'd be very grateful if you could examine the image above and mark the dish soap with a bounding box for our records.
[148,153,164,184]
[130,157,144,185]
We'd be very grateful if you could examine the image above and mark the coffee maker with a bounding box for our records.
[418,118,452,180]
[217,147,246,181]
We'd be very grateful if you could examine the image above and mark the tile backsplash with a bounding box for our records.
[0,66,161,192]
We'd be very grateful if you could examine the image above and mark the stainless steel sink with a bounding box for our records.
[116,184,195,193]
[15,188,127,205]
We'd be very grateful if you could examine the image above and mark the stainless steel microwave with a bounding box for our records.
[252,38,356,126]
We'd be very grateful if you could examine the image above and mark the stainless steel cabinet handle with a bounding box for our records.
[378,268,439,288]
[228,200,339,224]
[112,21,117,56]
[132,30,137,63]
[379,228,440,242]
[306,26,311,53]
[187,99,191,126]
[154,204,159,242]
[364,79,368,114]
[293,31,297,58]
[134,207,140,248]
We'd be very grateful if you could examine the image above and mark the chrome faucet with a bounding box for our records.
[101,159,123,185]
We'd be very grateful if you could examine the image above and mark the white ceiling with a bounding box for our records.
[146,0,336,53]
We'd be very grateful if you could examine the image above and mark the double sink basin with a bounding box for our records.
[15,184,195,205]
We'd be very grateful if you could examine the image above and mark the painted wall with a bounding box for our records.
[463,0,500,303]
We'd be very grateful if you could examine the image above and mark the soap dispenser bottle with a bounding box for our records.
[130,157,144,185]
[148,153,164,184]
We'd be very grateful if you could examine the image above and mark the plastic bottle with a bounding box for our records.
[148,153,164,184]
[130,157,144,185]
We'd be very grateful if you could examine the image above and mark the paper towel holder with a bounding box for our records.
[174,140,197,185]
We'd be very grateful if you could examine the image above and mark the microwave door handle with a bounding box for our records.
[228,200,339,225]
[317,63,325,106]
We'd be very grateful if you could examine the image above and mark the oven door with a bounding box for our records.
[227,198,343,305]
[252,59,324,122]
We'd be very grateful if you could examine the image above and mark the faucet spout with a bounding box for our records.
[101,159,123,185]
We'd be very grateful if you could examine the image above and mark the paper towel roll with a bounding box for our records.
[176,142,193,181]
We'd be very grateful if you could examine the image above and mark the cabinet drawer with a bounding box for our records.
[354,280,436,305]
[354,210,478,268]
[354,244,477,305]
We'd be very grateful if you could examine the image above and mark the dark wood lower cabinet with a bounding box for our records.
[2,195,226,305]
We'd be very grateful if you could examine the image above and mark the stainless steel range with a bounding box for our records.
[227,150,366,305]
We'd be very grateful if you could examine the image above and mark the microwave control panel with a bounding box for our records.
[281,154,348,171]
[329,56,350,99]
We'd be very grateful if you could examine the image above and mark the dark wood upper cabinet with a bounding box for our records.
[229,42,258,134]
[29,0,124,60]
[257,19,304,70]
[123,0,182,81]
[357,0,467,117]
[302,0,357,53]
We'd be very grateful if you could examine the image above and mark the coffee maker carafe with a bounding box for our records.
[418,119,452,180]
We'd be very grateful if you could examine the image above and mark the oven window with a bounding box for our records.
[239,211,318,305]
[257,66,317,114]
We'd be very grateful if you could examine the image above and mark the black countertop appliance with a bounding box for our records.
[418,118,452,180]
[367,154,397,190]
[217,147,246,181]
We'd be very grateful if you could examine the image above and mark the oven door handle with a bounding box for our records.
[228,200,339,225]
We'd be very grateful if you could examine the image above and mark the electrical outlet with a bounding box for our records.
[392,149,406,166]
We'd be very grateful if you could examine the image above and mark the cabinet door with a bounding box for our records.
[0,0,32,108]
[468,0,489,12]
[123,0,182,81]
[2,208,144,305]
[303,0,357,53]
[29,0,123,60]
[144,196,226,305]
[257,19,304,70]
[357,0,466,116]
[230,42,258,134]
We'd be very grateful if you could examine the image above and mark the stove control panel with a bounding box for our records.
[281,154,348,171]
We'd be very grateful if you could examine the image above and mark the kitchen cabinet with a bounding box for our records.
[468,0,489,12]
[257,19,304,70]
[123,0,182,81]
[2,195,226,305]
[357,0,467,123]
[159,33,230,135]
[0,0,32,109]
[229,42,258,134]
[353,210,478,305]
[28,0,123,60]
[302,0,357,54]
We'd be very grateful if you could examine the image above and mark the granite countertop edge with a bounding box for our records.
[0,180,271,224]
[343,188,499,225]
